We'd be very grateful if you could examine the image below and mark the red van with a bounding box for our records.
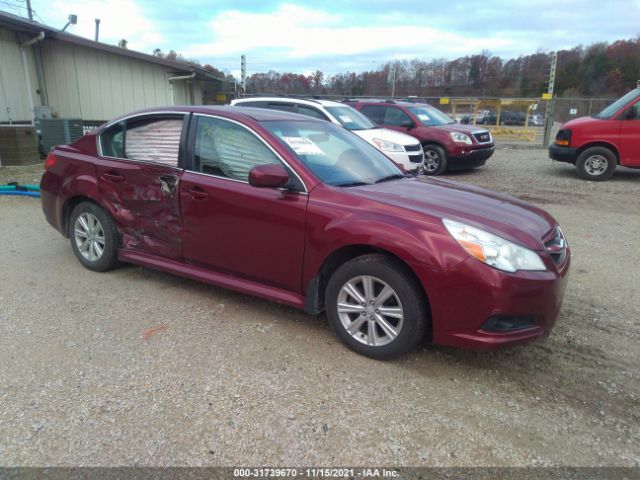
[549,87,640,180]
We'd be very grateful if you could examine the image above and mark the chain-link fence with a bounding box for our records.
[239,93,620,146]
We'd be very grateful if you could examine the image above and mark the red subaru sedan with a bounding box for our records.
[41,106,570,359]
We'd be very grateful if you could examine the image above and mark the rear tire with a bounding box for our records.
[420,144,447,176]
[575,147,616,181]
[325,254,428,360]
[69,201,121,272]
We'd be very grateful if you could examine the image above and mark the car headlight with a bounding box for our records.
[372,138,405,152]
[449,132,473,145]
[443,219,546,273]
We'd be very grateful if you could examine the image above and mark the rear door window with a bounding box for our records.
[266,102,297,113]
[383,107,412,126]
[124,118,184,167]
[297,105,328,120]
[360,105,385,124]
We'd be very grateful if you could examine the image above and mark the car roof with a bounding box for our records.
[233,97,345,108]
[104,105,326,127]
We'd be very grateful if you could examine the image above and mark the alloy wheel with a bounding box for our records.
[74,212,106,262]
[422,149,441,173]
[584,155,608,176]
[336,275,404,347]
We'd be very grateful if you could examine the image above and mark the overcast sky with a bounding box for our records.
[18,0,640,76]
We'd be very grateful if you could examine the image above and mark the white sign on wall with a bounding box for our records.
[569,108,578,115]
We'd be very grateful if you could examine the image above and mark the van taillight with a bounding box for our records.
[44,152,57,170]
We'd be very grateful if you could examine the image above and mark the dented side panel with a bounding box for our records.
[95,157,184,260]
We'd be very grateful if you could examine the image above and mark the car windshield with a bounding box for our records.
[408,106,456,126]
[324,106,376,130]
[594,89,640,119]
[262,120,403,187]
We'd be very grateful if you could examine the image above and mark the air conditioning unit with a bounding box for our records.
[34,118,84,154]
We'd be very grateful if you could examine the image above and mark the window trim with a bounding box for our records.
[186,113,308,194]
[97,111,190,169]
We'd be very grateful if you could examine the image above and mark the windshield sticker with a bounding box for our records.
[417,114,431,122]
[339,115,353,123]
[282,137,327,156]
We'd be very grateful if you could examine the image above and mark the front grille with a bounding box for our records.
[405,144,422,152]
[409,153,423,163]
[544,226,567,266]
[472,131,492,143]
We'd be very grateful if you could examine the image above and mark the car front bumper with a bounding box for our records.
[411,250,570,350]
[386,150,423,172]
[448,146,495,170]
[549,144,578,164]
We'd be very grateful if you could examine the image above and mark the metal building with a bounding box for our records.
[0,10,224,164]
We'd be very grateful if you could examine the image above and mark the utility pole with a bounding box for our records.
[390,61,397,98]
[543,51,558,146]
[240,55,246,96]
[26,0,33,20]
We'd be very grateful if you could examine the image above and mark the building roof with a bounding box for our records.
[0,9,223,82]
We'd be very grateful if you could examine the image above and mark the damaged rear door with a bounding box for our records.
[96,113,188,260]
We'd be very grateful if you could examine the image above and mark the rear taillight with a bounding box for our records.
[44,152,57,171]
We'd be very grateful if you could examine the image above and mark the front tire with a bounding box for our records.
[420,144,447,176]
[69,201,121,272]
[575,147,616,181]
[325,254,428,360]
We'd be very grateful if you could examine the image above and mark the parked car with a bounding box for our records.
[231,97,424,173]
[41,106,570,359]
[528,114,545,126]
[345,100,494,175]
[480,111,526,126]
[549,87,640,181]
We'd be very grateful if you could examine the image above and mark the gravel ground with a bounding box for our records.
[0,149,639,467]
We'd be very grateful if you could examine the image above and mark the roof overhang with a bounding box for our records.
[0,10,223,82]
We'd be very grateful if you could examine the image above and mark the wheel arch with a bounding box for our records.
[61,195,103,238]
[304,244,432,335]
[576,142,620,164]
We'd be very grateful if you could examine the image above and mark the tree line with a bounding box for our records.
[242,37,640,99]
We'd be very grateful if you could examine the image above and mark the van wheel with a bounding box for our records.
[325,254,428,360]
[576,147,616,181]
[420,145,447,176]
[69,201,121,272]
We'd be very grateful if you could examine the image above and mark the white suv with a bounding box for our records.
[230,97,424,172]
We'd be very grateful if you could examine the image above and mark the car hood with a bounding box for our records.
[347,177,556,250]
[353,128,421,147]
[431,123,490,135]
[560,116,600,129]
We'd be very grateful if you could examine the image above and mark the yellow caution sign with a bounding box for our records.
[439,97,450,105]
[541,93,553,100]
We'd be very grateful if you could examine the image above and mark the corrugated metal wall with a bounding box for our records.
[0,28,40,123]
[40,39,198,121]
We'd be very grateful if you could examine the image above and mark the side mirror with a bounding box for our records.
[248,163,290,188]
[400,119,414,128]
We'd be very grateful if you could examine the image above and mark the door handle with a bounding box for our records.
[101,172,124,182]
[188,187,208,200]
